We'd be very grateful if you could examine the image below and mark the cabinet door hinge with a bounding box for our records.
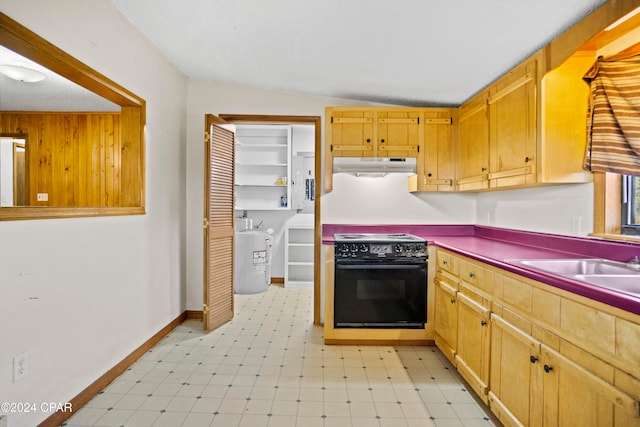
[417,145,420,153]
[417,117,420,125]
[450,117,453,125]
[330,116,334,124]
[203,218,209,229]
[330,144,333,152]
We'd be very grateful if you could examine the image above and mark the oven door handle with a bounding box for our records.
[336,263,426,270]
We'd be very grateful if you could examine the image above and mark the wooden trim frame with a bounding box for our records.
[592,172,640,242]
[219,114,323,325]
[593,172,621,236]
[0,12,146,220]
[38,312,187,427]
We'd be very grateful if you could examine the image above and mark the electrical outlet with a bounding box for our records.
[13,352,28,382]
[36,193,48,201]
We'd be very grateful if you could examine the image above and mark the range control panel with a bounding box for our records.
[335,242,427,259]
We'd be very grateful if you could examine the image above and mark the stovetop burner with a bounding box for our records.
[334,233,425,243]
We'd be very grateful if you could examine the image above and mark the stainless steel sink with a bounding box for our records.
[508,258,640,297]
[511,258,638,276]
[573,274,640,297]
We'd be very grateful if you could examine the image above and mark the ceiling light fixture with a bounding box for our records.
[605,7,640,31]
[0,64,46,82]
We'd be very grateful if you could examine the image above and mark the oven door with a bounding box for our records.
[334,261,427,328]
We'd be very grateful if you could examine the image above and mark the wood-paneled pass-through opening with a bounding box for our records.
[0,12,145,220]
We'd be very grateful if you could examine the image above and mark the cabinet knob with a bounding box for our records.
[427,173,432,177]
[469,272,475,278]
[481,167,487,172]
[380,139,385,143]
[442,260,448,265]
[450,298,456,304]
[543,364,553,373]
[366,138,371,143]
[525,156,533,163]
[530,355,538,364]
[481,320,487,326]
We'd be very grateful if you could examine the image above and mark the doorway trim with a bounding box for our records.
[219,114,322,325]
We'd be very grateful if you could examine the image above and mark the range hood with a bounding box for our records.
[333,157,416,175]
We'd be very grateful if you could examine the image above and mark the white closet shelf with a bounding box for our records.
[236,162,287,167]
[236,143,288,149]
[235,205,290,211]
[235,183,288,187]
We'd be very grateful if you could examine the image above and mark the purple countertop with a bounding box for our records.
[323,224,640,316]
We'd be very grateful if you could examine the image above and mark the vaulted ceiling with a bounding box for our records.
[0,1,611,110]
[112,0,607,106]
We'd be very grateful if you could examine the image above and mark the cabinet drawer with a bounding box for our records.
[436,250,459,275]
[460,259,493,295]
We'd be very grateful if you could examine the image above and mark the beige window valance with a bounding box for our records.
[584,45,640,176]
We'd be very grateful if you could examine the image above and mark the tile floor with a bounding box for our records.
[62,285,499,427]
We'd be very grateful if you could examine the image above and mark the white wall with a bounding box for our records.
[0,2,188,426]
[323,173,476,224]
[186,80,389,310]
[476,183,594,235]
[185,81,477,310]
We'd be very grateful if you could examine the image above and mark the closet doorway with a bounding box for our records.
[205,114,322,330]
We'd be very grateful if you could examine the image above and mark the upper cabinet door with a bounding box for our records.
[421,110,455,191]
[488,58,537,188]
[376,110,421,157]
[328,109,375,157]
[457,92,489,191]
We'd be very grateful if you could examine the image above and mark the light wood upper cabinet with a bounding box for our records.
[375,110,421,157]
[456,50,593,192]
[488,58,537,188]
[324,108,372,191]
[327,109,375,157]
[410,109,456,192]
[324,107,421,191]
[457,92,489,191]
[325,107,421,158]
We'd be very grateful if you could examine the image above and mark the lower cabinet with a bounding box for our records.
[490,310,640,427]
[434,251,493,403]
[434,276,458,364]
[489,312,540,427]
[540,343,639,427]
[435,248,640,427]
[455,287,491,403]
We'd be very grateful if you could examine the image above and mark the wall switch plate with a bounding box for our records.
[13,352,28,382]
[571,216,582,235]
[36,193,48,201]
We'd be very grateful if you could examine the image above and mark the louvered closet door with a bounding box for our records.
[203,114,235,331]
